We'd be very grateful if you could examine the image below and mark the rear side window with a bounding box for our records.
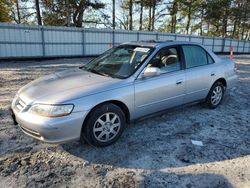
[182,45,208,68]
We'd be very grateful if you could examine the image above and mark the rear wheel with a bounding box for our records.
[206,82,225,109]
[81,103,126,147]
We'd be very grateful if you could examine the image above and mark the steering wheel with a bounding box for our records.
[161,55,177,66]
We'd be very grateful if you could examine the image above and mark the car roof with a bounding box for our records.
[121,40,219,61]
[121,40,202,48]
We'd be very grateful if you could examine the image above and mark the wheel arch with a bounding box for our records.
[206,77,227,101]
[213,77,227,88]
[82,100,130,130]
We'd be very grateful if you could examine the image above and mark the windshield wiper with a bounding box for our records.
[79,64,87,69]
[80,66,123,79]
[88,69,111,77]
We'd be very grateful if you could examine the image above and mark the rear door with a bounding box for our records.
[182,45,217,103]
[134,46,185,117]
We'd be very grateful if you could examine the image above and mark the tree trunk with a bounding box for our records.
[241,23,245,40]
[200,9,204,36]
[148,5,152,31]
[73,0,85,27]
[222,1,231,38]
[66,0,70,26]
[207,22,210,35]
[35,0,42,25]
[16,0,21,24]
[185,3,192,35]
[112,0,115,29]
[128,0,133,30]
[232,19,237,38]
[222,17,228,37]
[170,1,177,33]
[139,1,143,30]
[245,28,250,40]
[241,11,247,40]
[151,0,156,31]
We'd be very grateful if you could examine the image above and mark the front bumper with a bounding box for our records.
[10,107,88,144]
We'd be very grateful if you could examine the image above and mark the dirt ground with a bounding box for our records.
[0,56,249,188]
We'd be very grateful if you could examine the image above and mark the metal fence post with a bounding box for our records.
[175,34,177,40]
[137,31,139,41]
[212,37,215,52]
[156,32,159,40]
[202,36,204,45]
[237,40,240,53]
[222,38,226,53]
[41,26,45,57]
[112,30,115,46]
[82,29,85,56]
[243,40,246,53]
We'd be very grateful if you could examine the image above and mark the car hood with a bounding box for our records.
[17,68,125,104]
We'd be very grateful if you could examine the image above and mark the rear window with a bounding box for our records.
[182,45,208,68]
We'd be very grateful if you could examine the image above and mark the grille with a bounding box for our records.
[15,98,26,111]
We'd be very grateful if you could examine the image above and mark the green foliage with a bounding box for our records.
[42,0,105,27]
[0,0,12,22]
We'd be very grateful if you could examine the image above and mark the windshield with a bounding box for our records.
[83,45,154,79]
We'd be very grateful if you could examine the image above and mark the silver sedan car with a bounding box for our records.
[11,41,237,147]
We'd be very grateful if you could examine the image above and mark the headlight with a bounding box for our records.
[29,104,74,117]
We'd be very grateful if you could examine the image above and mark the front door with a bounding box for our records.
[134,46,185,118]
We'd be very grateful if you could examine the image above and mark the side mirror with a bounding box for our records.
[141,67,161,78]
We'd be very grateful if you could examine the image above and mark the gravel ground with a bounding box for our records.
[0,56,249,188]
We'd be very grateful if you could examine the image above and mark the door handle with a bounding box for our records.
[176,79,183,85]
[211,72,215,76]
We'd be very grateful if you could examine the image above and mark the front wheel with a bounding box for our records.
[81,103,126,147]
[206,82,225,109]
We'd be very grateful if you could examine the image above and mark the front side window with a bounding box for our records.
[83,45,154,79]
[182,45,208,68]
[207,54,215,64]
[147,47,181,73]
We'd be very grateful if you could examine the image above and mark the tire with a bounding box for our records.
[81,103,126,147]
[206,82,225,109]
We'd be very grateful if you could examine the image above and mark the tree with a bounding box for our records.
[120,0,133,30]
[71,0,105,27]
[137,0,144,30]
[112,0,115,29]
[42,0,69,26]
[16,0,21,23]
[177,0,203,35]
[66,0,70,26]
[7,0,35,24]
[168,0,178,33]
[42,0,104,27]
[144,0,163,31]
[204,0,233,37]
[0,0,12,22]
[128,0,133,30]
[230,0,250,40]
[35,0,42,25]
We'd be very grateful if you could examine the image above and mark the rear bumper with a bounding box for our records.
[10,107,89,144]
[226,74,238,90]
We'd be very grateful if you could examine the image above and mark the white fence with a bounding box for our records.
[0,22,249,59]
